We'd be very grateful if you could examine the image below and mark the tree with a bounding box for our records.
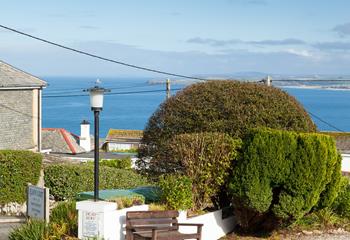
[138,80,316,173]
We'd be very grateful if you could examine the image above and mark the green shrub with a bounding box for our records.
[229,128,342,231]
[158,175,193,210]
[87,157,132,169]
[111,195,145,209]
[9,202,79,240]
[332,177,350,218]
[9,219,48,240]
[292,208,341,231]
[50,201,78,236]
[167,132,241,210]
[44,164,149,200]
[138,80,316,173]
[0,150,42,204]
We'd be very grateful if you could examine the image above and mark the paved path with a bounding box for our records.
[297,233,350,240]
[0,223,21,240]
[223,231,350,239]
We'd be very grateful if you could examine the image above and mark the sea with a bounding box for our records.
[42,77,350,137]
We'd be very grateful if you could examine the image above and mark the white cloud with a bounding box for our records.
[1,40,350,76]
[285,49,313,57]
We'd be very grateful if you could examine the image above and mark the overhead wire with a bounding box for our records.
[42,88,183,98]
[0,24,345,132]
[307,111,345,132]
[0,24,208,81]
[44,83,153,95]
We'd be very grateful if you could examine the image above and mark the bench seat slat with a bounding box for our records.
[132,226,178,232]
[129,218,177,225]
[127,210,179,219]
[134,230,200,239]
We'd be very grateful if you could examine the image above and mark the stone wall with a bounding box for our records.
[0,89,35,150]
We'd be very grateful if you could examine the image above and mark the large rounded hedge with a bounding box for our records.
[138,80,316,172]
[229,128,342,231]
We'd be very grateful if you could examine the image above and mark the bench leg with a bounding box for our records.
[126,229,134,240]
[197,225,203,240]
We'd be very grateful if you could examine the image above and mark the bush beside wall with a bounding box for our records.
[229,128,342,231]
[332,177,350,218]
[158,174,193,210]
[168,132,241,210]
[44,164,149,200]
[10,201,78,240]
[0,150,42,204]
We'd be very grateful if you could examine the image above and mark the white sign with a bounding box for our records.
[82,211,100,237]
[27,185,49,222]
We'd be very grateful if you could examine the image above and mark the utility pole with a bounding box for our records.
[263,75,272,86]
[166,78,171,99]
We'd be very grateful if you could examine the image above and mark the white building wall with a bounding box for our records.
[341,154,350,173]
[108,142,132,151]
[80,122,91,152]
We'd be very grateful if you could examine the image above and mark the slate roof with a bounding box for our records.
[42,128,86,155]
[0,60,46,88]
[322,131,350,153]
[105,129,143,143]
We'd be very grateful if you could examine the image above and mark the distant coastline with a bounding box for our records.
[42,76,350,136]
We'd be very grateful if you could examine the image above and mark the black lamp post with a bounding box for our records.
[85,85,110,201]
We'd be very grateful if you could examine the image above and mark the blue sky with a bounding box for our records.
[1,0,350,77]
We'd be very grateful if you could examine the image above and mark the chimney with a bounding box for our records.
[80,120,91,152]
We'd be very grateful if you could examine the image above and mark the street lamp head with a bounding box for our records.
[85,85,110,111]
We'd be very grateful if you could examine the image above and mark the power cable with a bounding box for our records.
[273,79,350,82]
[44,83,152,95]
[0,24,208,81]
[307,111,345,132]
[42,88,183,98]
[1,24,344,132]
[44,82,149,93]
[0,102,37,119]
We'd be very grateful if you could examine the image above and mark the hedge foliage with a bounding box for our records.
[0,150,42,204]
[44,164,149,200]
[138,80,316,172]
[229,128,342,231]
[167,132,241,210]
[158,174,193,210]
[88,157,132,169]
[332,177,350,218]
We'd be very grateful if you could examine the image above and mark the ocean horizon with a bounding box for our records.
[42,77,350,137]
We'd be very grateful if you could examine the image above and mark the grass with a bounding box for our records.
[222,208,350,239]
[289,208,350,232]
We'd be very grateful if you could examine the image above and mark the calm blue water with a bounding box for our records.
[42,77,179,136]
[42,77,350,137]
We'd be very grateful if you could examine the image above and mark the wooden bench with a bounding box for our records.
[126,210,203,240]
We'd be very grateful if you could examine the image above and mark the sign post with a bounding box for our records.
[27,184,49,223]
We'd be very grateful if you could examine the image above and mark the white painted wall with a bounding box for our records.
[116,205,149,240]
[76,200,118,240]
[342,154,350,173]
[178,209,236,240]
[115,205,235,240]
